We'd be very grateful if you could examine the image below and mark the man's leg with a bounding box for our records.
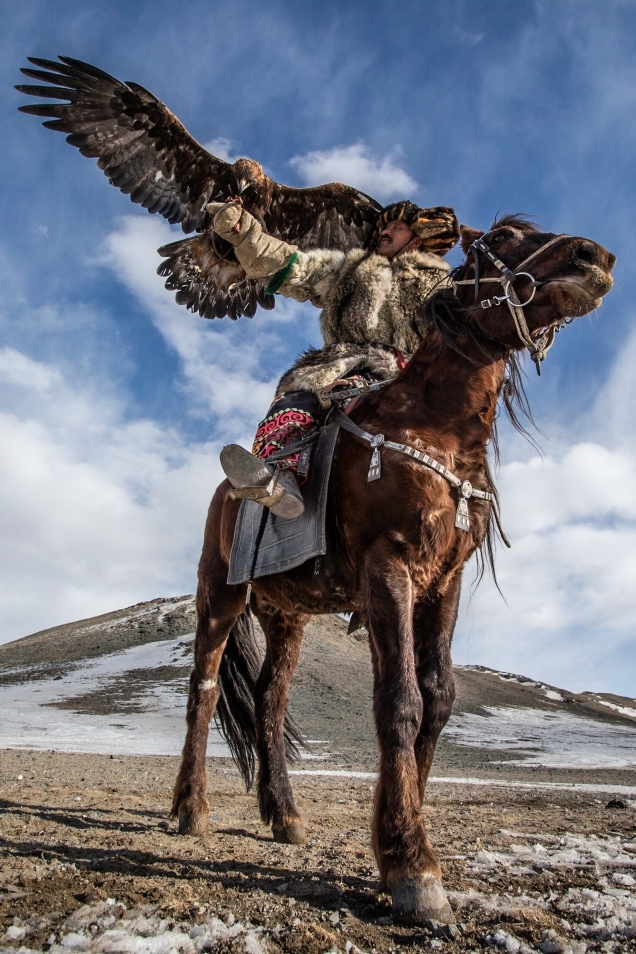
[221,390,321,519]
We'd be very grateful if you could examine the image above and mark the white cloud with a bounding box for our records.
[454,28,484,47]
[97,215,311,441]
[0,352,221,642]
[289,143,418,201]
[203,137,242,164]
[0,347,62,394]
[454,357,636,696]
[586,323,636,453]
[498,443,636,535]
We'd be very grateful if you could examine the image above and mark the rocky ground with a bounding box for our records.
[0,599,635,952]
[1,751,635,953]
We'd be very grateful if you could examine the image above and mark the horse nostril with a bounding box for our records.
[576,241,598,264]
[607,252,616,270]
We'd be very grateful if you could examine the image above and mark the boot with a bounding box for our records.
[220,444,305,520]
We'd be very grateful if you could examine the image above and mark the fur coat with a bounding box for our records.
[275,247,451,393]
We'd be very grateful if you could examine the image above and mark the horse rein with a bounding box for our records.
[453,232,574,375]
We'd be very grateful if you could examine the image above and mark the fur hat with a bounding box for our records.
[367,201,459,256]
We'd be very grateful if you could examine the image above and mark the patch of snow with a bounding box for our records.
[1,899,268,953]
[593,697,636,720]
[470,832,636,875]
[445,706,636,769]
[485,928,532,953]
[0,634,229,758]
[451,830,636,950]
[290,769,636,796]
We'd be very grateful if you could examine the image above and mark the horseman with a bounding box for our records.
[210,199,460,518]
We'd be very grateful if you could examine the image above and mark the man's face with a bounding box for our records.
[376,219,419,258]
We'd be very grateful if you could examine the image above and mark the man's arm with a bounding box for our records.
[211,203,345,307]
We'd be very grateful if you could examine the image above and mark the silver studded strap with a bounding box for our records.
[332,409,510,545]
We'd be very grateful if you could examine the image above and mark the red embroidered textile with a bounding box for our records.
[252,393,319,476]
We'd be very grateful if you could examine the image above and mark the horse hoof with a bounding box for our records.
[272,822,307,845]
[178,812,209,836]
[391,875,455,925]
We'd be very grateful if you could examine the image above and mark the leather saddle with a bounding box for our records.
[226,422,340,585]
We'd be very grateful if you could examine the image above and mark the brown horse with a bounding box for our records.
[172,217,615,924]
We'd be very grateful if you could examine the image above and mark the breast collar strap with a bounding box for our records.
[453,232,572,375]
[332,408,510,546]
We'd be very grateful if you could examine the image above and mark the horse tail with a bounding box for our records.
[215,609,305,790]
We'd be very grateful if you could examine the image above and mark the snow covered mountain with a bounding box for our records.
[1,596,635,779]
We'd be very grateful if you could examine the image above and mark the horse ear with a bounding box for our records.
[459,225,482,255]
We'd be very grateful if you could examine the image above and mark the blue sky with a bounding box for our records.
[1,0,635,696]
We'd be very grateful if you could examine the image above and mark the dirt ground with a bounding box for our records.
[1,749,635,953]
[1,604,635,950]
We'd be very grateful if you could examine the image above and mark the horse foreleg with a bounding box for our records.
[365,546,454,925]
[413,573,461,802]
[172,496,246,835]
[254,603,308,845]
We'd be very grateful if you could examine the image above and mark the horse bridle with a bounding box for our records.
[453,231,574,375]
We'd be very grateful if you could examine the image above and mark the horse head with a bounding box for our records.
[451,215,615,372]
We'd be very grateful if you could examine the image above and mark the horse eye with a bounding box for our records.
[493,232,508,243]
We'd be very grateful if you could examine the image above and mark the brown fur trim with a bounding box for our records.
[275,247,450,396]
[278,342,407,395]
[367,203,459,255]
[318,248,450,353]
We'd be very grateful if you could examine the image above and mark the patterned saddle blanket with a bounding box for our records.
[226,422,340,585]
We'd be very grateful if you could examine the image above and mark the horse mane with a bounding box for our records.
[424,297,539,453]
[423,213,545,584]
[489,211,538,231]
[427,211,544,448]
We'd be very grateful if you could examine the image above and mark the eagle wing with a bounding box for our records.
[17,55,227,232]
[156,183,383,319]
[157,232,275,321]
[267,181,382,251]
[18,56,385,319]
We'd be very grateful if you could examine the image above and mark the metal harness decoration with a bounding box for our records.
[332,409,510,545]
[453,231,574,375]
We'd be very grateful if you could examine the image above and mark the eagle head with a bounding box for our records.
[232,158,265,194]
[230,158,272,212]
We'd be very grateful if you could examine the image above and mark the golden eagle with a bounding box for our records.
[17,56,383,319]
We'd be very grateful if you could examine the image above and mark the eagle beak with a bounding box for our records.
[236,180,249,195]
